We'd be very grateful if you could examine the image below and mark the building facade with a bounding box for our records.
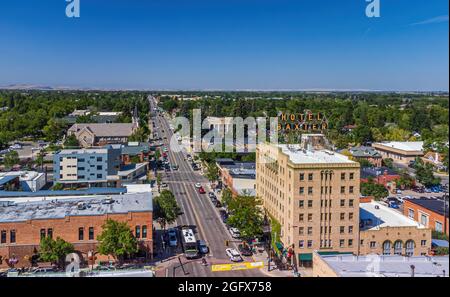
[404,198,449,236]
[68,123,138,148]
[372,141,424,164]
[256,136,361,265]
[53,147,121,187]
[359,200,431,256]
[0,193,153,268]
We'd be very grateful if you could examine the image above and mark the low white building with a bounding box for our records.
[0,171,46,192]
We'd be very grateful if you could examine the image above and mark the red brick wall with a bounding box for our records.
[0,212,153,268]
[403,200,449,236]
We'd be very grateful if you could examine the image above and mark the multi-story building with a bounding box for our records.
[359,200,431,256]
[256,135,361,266]
[67,123,138,148]
[0,192,153,269]
[404,198,449,236]
[348,146,382,167]
[216,159,256,197]
[53,147,121,187]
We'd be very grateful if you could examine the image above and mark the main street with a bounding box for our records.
[148,96,267,277]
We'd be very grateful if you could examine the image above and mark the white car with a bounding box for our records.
[229,227,240,239]
[195,183,202,188]
[225,248,243,262]
[161,183,168,188]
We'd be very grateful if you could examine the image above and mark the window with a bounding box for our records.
[89,227,94,240]
[307,227,313,235]
[96,157,103,162]
[299,214,304,222]
[394,241,403,255]
[340,226,345,234]
[420,214,428,226]
[307,240,313,248]
[142,225,148,238]
[299,240,304,248]
[339,239,345,248]
[1,230,6,244]
[307,214,313,222]
[299,187,304,194]
[349,199,354,207]
[370,241,376,248]
[97,174,102,179]
[307,200,313,208]
[299,200,304,208]
[47,228,53,239]
[40,229,46,239]
[308,187,313,195]
[406,240,415,256]
[340,213,345,220]
[308,173,313,181]
[349,213,354,220]
[135,226,141,238]
[421,240,427,247]
[299,227,304,235]
[408,209,414,219]
[300,173,304,181]
[340,199,345,207]
[78,228,84,241]
[349,173,354,180]
[10,230,16,243]
[349,186,354,194]
[436,221,443,233]
[348,226,353,234]
[97,165,103,170]
[341,173,345,180]
[348,239,353,247]
[340,186,345,194]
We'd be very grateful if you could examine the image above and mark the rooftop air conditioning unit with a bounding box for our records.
[375,205,380,210]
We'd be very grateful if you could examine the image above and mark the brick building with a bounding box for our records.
[0,192,153,269]
[216,159,256,197]
[404,198,449,236]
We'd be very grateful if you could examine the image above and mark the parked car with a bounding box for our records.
[388,201,400,209]
[198,240,209,254]
[208,192,216,199]
[31,267,57,274]
[161,182,168,188]
[195,183,202,188]
[238,244,253,257]
[168,228,178,247]
[225,248,243,262]
[229,227,241,239]
[198,186,206,194]
[214,200,222,208]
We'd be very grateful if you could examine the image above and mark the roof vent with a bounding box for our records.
[375,205,380,210]
[77,202,87,210]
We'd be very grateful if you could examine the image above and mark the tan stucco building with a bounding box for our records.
[256,135,361,265]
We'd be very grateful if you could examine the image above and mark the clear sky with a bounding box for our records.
[0,0,448,91]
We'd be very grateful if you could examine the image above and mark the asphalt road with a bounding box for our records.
[149,96,266,277]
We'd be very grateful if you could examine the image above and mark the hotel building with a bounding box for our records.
[256,135,361,265]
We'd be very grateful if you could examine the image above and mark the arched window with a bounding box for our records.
[394,241,403,255]
[405,240,415,256]
[382,241,391,255]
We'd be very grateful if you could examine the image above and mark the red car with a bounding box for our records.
[198,186,206,194]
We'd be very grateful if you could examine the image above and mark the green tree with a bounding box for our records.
[226,194,264,240]
[3,150,19,168]
[39,236,75,268]
[43,118,65,143]
[221,188,233,207]
[382,158,394,169]
[96,219,139,264]
[414,158,441,187]
[205,162,219,183]
[64,134,79,147]
[154,190,180,230]
[361,181,389,200]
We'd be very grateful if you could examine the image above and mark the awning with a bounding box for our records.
[298,253,312,261]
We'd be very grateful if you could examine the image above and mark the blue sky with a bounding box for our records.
[0,0,448,91]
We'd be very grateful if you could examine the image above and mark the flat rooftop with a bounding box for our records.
[360,201,425,230]
[405,198,449,217]
[373,141,423,152]
[277,144,356,164]
[318,253,449,277]
[57,148,110,155]
[0,192,152,223]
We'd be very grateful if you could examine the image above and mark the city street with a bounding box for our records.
[149,96,267,277]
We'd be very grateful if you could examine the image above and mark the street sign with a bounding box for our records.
[211,261,264,272]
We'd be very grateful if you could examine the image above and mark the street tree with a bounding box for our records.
[97,219,139,264]
[39,236,75,268]
[154,190,180,231]
[414,158,441,187]
[226,194,264,240]
[205,162,219,183]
